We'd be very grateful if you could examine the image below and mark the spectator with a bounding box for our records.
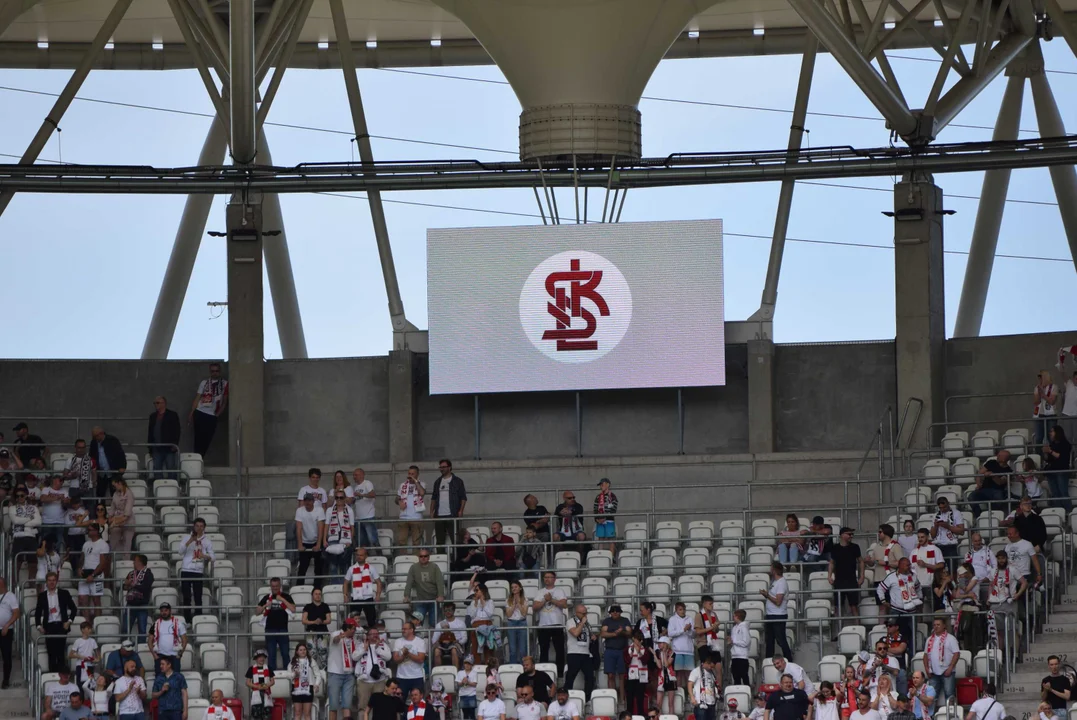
[931,568,954,614]
[546,686,582,720]
[910,529,944,596]
[109,477,135,555]
[453,528,487,577]
[0,447,22,502]
[866,524,904,590]
[516,685,542,720]
[89,427,125,502]
[103,641,144,686]
[1041,655,1072,720]
[356,627,392,717]
[258,577,296,671]
[39,475,69,551]
[519,526,544,575]
[850,690,882,720]
[150,655,188,720]
[62,439,95,500]
[1003,496,1048,556]
[671,601,702,690]
[290,642,320,720]
[516,656,555,705]
[58,690,92,720]
[69,612,98,684]
[1035,370,1060,445]
[625,629,653,715]
[43,668,81,720]
[369,680,407,720]
[179,518,214,623]
[485,522,517,576]
[862,640,900,691]
[811,682,839,720]
[114,660,148,720]
[353,468,379,549]
[403,549,445,626]
[22,464,44,502]
[327,619,359,720]
[10,486,41,578]
[828,526,865,619]
[301,587,332,669]
[344,546,382,629]
[565,604,595,698]
[1041,702,1061,720]
[592,478,618,554]
[430,459,467,549]
[1042,426,1073,512]
[965,532,997,604]
[761,560,794,660]
[247,647,276,720]
[641,600,669,652]
[532,571,569,668]
[656,637,677,715]
[876,558,922,660]
[456,656,479,720]
[774,656,815,693]
[689,650,721,720]
[84,673,113,717]
[65,493,88,576]
[802,516,832,568]
[206,690,237,720]
[552,491,586,551]
[952,563,984,655]
[324,489,355,582]
[524,494,551,542]
[36,537,63,591]
[189,362,228,458]
[931,498,965,565]
[601,604,632,698]
[970,450,1014,517]
[327,470,355,509]
[148,602,187,674]
[295,493,327,589]
[147,396,181,482]
[393,621,428,699]
[778,514,805,564]
[1004,524,1041,586]
[12,422,46,467]
[0,577,19,689]
[729,608,751,685]
[1063,371,1077,439]
[725,697,748,720]
[406,687,427,720]
[887,694,915,720]
[882,618,909,692]
[434,602,468,668]
[839,666,860,720]
[987,550,1026,617]
[965,682,1005,720]
[122,554,154,644]
[922,617,959,703]
[298,468,329,507]
[467,581,499,663]
[78,523,110,618]
[505,581,529,665]
[1017,457,1047,507]
[80,501,111,541]
[477,685,506,720]
[396,466,427,553]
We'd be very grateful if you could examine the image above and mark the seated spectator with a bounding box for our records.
[518,527,544,574]
[485,522,517,576]
[523,494,551,542]
[778,514,806,564]
[515,685,541,720]
[1004,524,1041,585]
[452,528,486,578]
[515,656,554,706]
[862,640,899,691]
[1002,497,1047,553]
[1042,426,1073,513]
[552,491,586,552]
[969,450,1014,517]
[802,516,832,567]
[1015,457,1046,507]
[12,422,46,467]
[592,478,618,555]
[433,602,467,668]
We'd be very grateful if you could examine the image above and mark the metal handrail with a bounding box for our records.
[943,392,1029,427]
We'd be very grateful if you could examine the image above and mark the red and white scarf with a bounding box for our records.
[349,564,375,600]
[881,542,897,571]
[327,506,353,546]
[925,632,950,667]
[990,568,1012,601]
[700,610,721,642]
[597,492,611,514]
[206,704,231,720]
[154,618,181,650]
[249,664,271,705]
[340,637,356,671]
[896,573,916,603]
[408,701,427,720]
[291,658,312,692]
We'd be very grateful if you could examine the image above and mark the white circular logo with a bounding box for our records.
[519,250,632,364]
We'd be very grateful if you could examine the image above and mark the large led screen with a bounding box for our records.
[428,219,724,394]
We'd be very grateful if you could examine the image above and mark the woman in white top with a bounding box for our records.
[897,520,918,558]
[870,674,898,720]
[1034,369,1059,445]
[468,576,499,664]
[811,681,841,720]
[504,581,528,665]
[457,656,480,720]
[328,471,355,510]
[1062,370,1077,440]
[1016,457,1045,505]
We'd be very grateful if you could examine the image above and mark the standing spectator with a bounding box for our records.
[524,494,551,543]
[566,604,595,698]
[148,602,187,674]
[910,530,944,596]
[295,494,327,589]
[1017,457,1047,507]
[970,451,1014,517]
[1062,371,1077,439]
[324,489,355,582]
[778,514,805,564]
[553,491,586,552]
[931,498,965,565]
[393,621,428,699]
[1042,426,1074,513]
[965,532,997,603]
[883,618,910,692]
[760,561,794,660]
[353,468,379,549]
[931,568,955,614]
[1035,370,1060,445]
[114,660,148,720]
[62,439,96,500]
[516,656,555,705]
[65,493,89,576]
[292,644,322,720]
[369,680,407,720]
[9,486,41,578]
[39,475,69,551]
[640,600,669,654]
[0,578,19,689]
[729,608,751,685]
[802,516,833,569]
[952,564,984,655]
[828,527,865,620]
[1041,655,1072,720]
[457,656,480,720]
[485,522,517,576]
[396,466,427,552]
[477,685,506,720]
[189,362,228,458]
[467,582,499,663]
[624,630,652,715]
[89,427,126,502]
[533,571,569,669]
[0,447,22,503]
[150,655,188,720]
[862,641,900,691]
[764,674,810,720]
[147,396,181,482]
[505,581,529,665]
[122,554,154,644]
[670,602,702,689]
[966,683,1006,720]
[12,422,46,467]
[1004,524,1042,586]
[108,477,135,555]
[866,525,904,590]
[987,550,1026,618]
[850,690,882,720]
[773,656,814,693]
[79,523,111,618]
[246,648,276,720]
[356,627,392,716]
[430,459,467,550]
[811,683,839,720]
[258,577,296,671]
[877,558,922,653]
[344,546,382,629]
[1003,497,1048,555]
[297,468,329,507]
[326,619,359,720]
[922,617,959,703]
[179,518,214,623]
[689,650,720,720]
[301,587,332,669]
[601,605,632,700]
[328,470,355,510]
[592,478,618,555]
[656,637,677,715]
[66,622,96,689]
[36,571,79,671]
[403,549,445,626]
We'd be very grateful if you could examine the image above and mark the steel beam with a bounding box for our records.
[229,0,256,165]
[255,126,308,359]
[787,0,917,137]
[753,35,819,321]
[165,0,229,132]
[328,0,408,332]
[952,73,1024,338]
[1046,0,1077,62]
[0,0,38,38]
[257,0,314,127]
[931,33,1033,134]
[1030,69,1077,274]
[142,116,230,359]
[0,0,133,219]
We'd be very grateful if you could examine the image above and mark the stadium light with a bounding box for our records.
[366,40,377,48]
[688,30,700,38]
[37,40,48,49]
[431,38,442,46]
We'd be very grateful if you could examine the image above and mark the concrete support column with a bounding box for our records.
[748,338,776,454]
[893,176,946,449]
[388,349,418,463]
[226,197,265,466]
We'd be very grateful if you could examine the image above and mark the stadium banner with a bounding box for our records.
[427,219,725,394]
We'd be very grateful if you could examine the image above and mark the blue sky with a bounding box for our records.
[1,40,1075,360]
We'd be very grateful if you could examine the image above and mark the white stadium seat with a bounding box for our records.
[941,431,967,459]
[971,430,999,458]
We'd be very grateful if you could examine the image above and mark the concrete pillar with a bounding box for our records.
[893,176,946,449]
[748,338,776,454]
[226,197,265,466]
[389,349,417,463]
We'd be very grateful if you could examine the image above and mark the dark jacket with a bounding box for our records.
[430,474,467,518]
[35,587,79,627]
[89,434,126,475]
[1014,510,1048,549]
[147,409,182,448]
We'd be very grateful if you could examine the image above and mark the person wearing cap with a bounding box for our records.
[12,421,46,467]
[545,686,581,720]
[655,635,677,715]
[456,655,480,720]
[149,601,188,674]
[828,526,865,620]
[151,655,189,720]
[246,649,276,720]
[43,667,80,720]
[565,604,595,698]
[35,571,79,672]
[722,697,748,720]
[883,618,909,692]
[802,516,832,568]
[886,694,916,720]
[516,685,543,720]
[327,619,360,720]
[592,478,618,555]
[295,492,327,589]
[104,641,145,686]
[601,604,632,700]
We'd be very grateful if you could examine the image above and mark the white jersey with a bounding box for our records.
[205,704,238,720]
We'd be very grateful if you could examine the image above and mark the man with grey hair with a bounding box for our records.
[88,426,126,501]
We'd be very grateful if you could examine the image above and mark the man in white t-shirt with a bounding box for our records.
[0,577,20,689]
[478,686,506,720]
[43,668,80,720]
[189,362,228,458]
[295,493,327,589]
[516,685,543,720]
[545,687,581,720]
[773,655,815,694]
[910,530,944,594]
[393,621,428,699]
[760,561,793,660]
[965,532,997,603]
[565,604,595,698]
[850,689,883,720]
[327,619,360,720]
[39,475,70,550]
[352,467,379,549]
[114,659,148,718]
[148,602,188,675]
[1004,525,1041,585]
[78,523,110,618]
[396,466,427,553]
[532,571,569,671]
[922,618,960,703]
[433,603,468,669]
[965,683,1005,720]
[297,468,329,507]
[931,497,965,564]
[688,651,720,720]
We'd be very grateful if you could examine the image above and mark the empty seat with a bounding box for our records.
[838,625,865,655]
[591,689,618,717]
[678,574,705,598]
[154,479,181,506]
[738,600,764,624]
[200,643,228,671]
[646,575,673,605]
[264,558,290,581]
[818,654,846,683]
[207,670,236,697]
[192,614,220,643]
[623,522,649,550]
[688,520,715,548]
[922,458,951,486]
[743,572,770,596]
[555,551,582,578]
[971,430,999,458]
[952,457,981,485]
[159,506,188,535]
[655,521,682,549]
[719,520,745,549]
[751,519,778,547]
[651,548,678,573]
[580,577,609,602]
[746,546,773,574]
[617,549,643,575]
[941,431,968,459]
[1002,428,1029,454]
[188,479,212,507]
[905,487,932,515]
[586,550,614,578]
[709,573,736,598]
[180,453,204,479]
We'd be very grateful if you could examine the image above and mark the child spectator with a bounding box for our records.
[429,677,448,720]
[485,658,502,698]
[69,621,100,689]
[245,649,275,720]
[457,655,479,720]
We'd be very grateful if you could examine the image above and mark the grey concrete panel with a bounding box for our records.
[682,343,750,455]
[477,391,577,460]
[415,355,476,462]
[580,388,681,457]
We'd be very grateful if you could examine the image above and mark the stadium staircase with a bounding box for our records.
[1002,587,1077,710]
[3,653,31,718]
